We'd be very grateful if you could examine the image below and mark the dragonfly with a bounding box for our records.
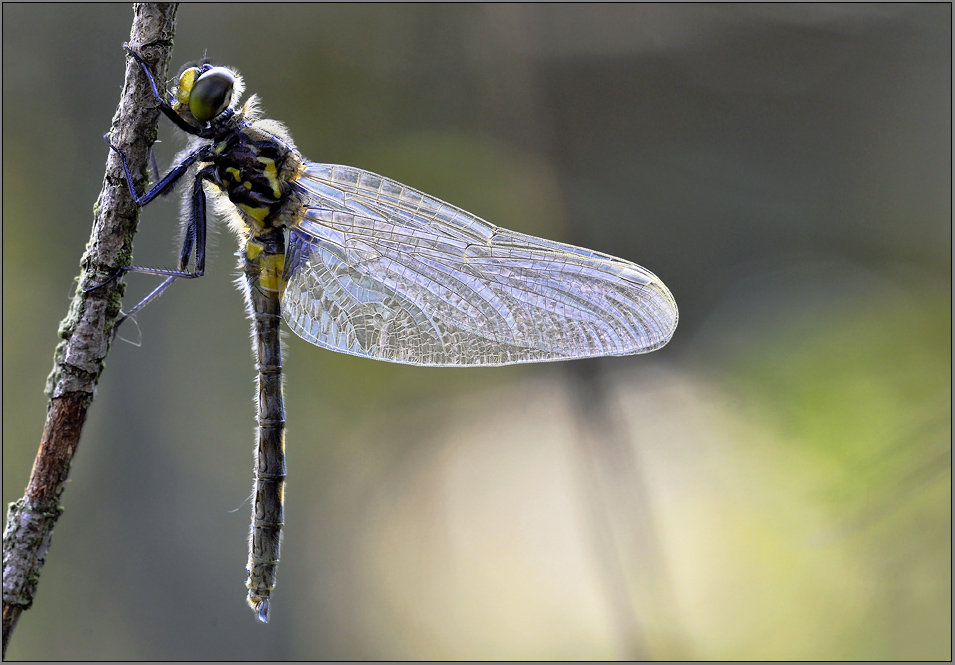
[103,47,679,623]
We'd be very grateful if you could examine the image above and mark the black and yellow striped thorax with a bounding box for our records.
[210,128,293,229]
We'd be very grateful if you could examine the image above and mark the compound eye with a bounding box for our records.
[189,67,235,122]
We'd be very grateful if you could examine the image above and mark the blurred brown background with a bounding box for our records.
[2,3,950,660]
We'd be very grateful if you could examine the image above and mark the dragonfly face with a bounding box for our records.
[107,47,678,622]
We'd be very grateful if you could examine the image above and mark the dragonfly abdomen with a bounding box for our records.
[243,229,287,623]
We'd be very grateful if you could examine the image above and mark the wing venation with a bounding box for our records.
[281,163,678,366]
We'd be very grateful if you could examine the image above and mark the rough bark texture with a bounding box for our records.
[2,3,179,656]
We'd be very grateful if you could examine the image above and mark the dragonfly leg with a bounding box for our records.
[98,171,215,333]
[179,166,215,275]
[82,262,200,297]
[84,265,202,335]
[123,44,215,138]
[113,275,178,330]
[149,145,161,183]
[123,45,165,105]
[83,265,127,293]
[94,137,214,329]
[104,134,208,207]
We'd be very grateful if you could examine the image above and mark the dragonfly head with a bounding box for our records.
[173,64,237,124]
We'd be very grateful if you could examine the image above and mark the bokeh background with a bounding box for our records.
[2,3,950,660]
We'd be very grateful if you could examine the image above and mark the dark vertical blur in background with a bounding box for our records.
[2,4,950,660]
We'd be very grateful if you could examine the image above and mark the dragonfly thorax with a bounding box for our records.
[209,127,299,230]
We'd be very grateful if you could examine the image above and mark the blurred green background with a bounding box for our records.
[2,4,950,660]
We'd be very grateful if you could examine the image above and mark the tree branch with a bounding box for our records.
[2,3,178,655]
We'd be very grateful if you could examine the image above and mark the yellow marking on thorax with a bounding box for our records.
[256,156,283,199]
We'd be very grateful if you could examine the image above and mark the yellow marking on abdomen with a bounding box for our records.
[257,254,285,294]
[238,203,270,225]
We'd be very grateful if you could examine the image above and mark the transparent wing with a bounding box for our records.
[281,163,678,366]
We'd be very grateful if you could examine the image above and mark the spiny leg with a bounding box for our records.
[104,133,208,207]
[90,141,215,330]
